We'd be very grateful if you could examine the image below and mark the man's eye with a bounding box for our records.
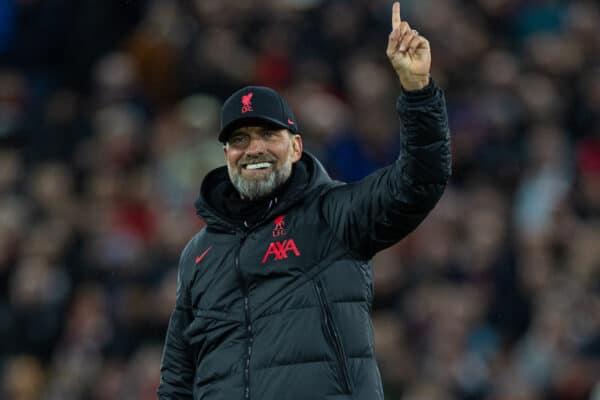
[230,135,246,145]
[263,130,275,138]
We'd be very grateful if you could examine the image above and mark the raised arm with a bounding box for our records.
[321,2,451,259]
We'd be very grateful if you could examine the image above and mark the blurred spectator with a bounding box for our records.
[1,355,46,400]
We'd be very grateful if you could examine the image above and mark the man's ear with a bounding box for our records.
[223,144,228,157]
[290,134,303,163]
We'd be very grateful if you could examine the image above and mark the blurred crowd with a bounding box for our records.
[1,0,599,399]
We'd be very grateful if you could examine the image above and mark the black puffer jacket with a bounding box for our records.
[158,81,451,400]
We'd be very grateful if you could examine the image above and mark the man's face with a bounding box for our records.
[224,125,303,200]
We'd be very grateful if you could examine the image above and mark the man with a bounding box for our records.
[158,2,451,399]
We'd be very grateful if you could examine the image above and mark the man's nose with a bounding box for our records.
[245,136,267,154]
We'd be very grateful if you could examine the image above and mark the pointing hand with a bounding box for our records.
[386,2,431,91]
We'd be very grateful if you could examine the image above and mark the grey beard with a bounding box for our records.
[228,160,292,200]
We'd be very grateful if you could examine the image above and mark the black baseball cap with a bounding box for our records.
[219,86,299,143]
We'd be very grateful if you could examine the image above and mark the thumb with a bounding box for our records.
[386,29,401,58]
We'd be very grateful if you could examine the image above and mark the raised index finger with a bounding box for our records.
[392,2,401,30]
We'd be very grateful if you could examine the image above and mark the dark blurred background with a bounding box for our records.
[1,0,599,399]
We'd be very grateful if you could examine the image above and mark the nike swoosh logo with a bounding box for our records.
[195,247,212,264]
[287,119,295,125]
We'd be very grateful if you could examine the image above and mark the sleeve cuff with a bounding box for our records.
[399,77,437,102]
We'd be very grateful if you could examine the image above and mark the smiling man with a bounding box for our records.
[220,88,303,202]
[226,125,297,201]
[158,3,451,400]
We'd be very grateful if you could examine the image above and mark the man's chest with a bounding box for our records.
[189,209,339,313]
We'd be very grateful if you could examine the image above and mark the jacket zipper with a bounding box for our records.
[235,232,253,400]
[314,279,352,394]
[235,200,276,400]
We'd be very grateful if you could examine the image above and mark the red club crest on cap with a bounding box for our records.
[241,92,253,113]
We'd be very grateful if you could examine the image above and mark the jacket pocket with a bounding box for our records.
[313,279,353,394]
[185,311,242,386]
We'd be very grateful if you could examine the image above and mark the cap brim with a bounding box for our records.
[219,116,293,143]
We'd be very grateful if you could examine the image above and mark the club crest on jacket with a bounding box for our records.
[272,214,286,237]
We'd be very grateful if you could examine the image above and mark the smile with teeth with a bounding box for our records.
[244,162,273,170]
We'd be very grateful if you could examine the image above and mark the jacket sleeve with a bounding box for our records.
[157,244,195,399]
[321,80,451,259]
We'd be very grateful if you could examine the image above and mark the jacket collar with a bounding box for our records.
[195,151,332,232]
